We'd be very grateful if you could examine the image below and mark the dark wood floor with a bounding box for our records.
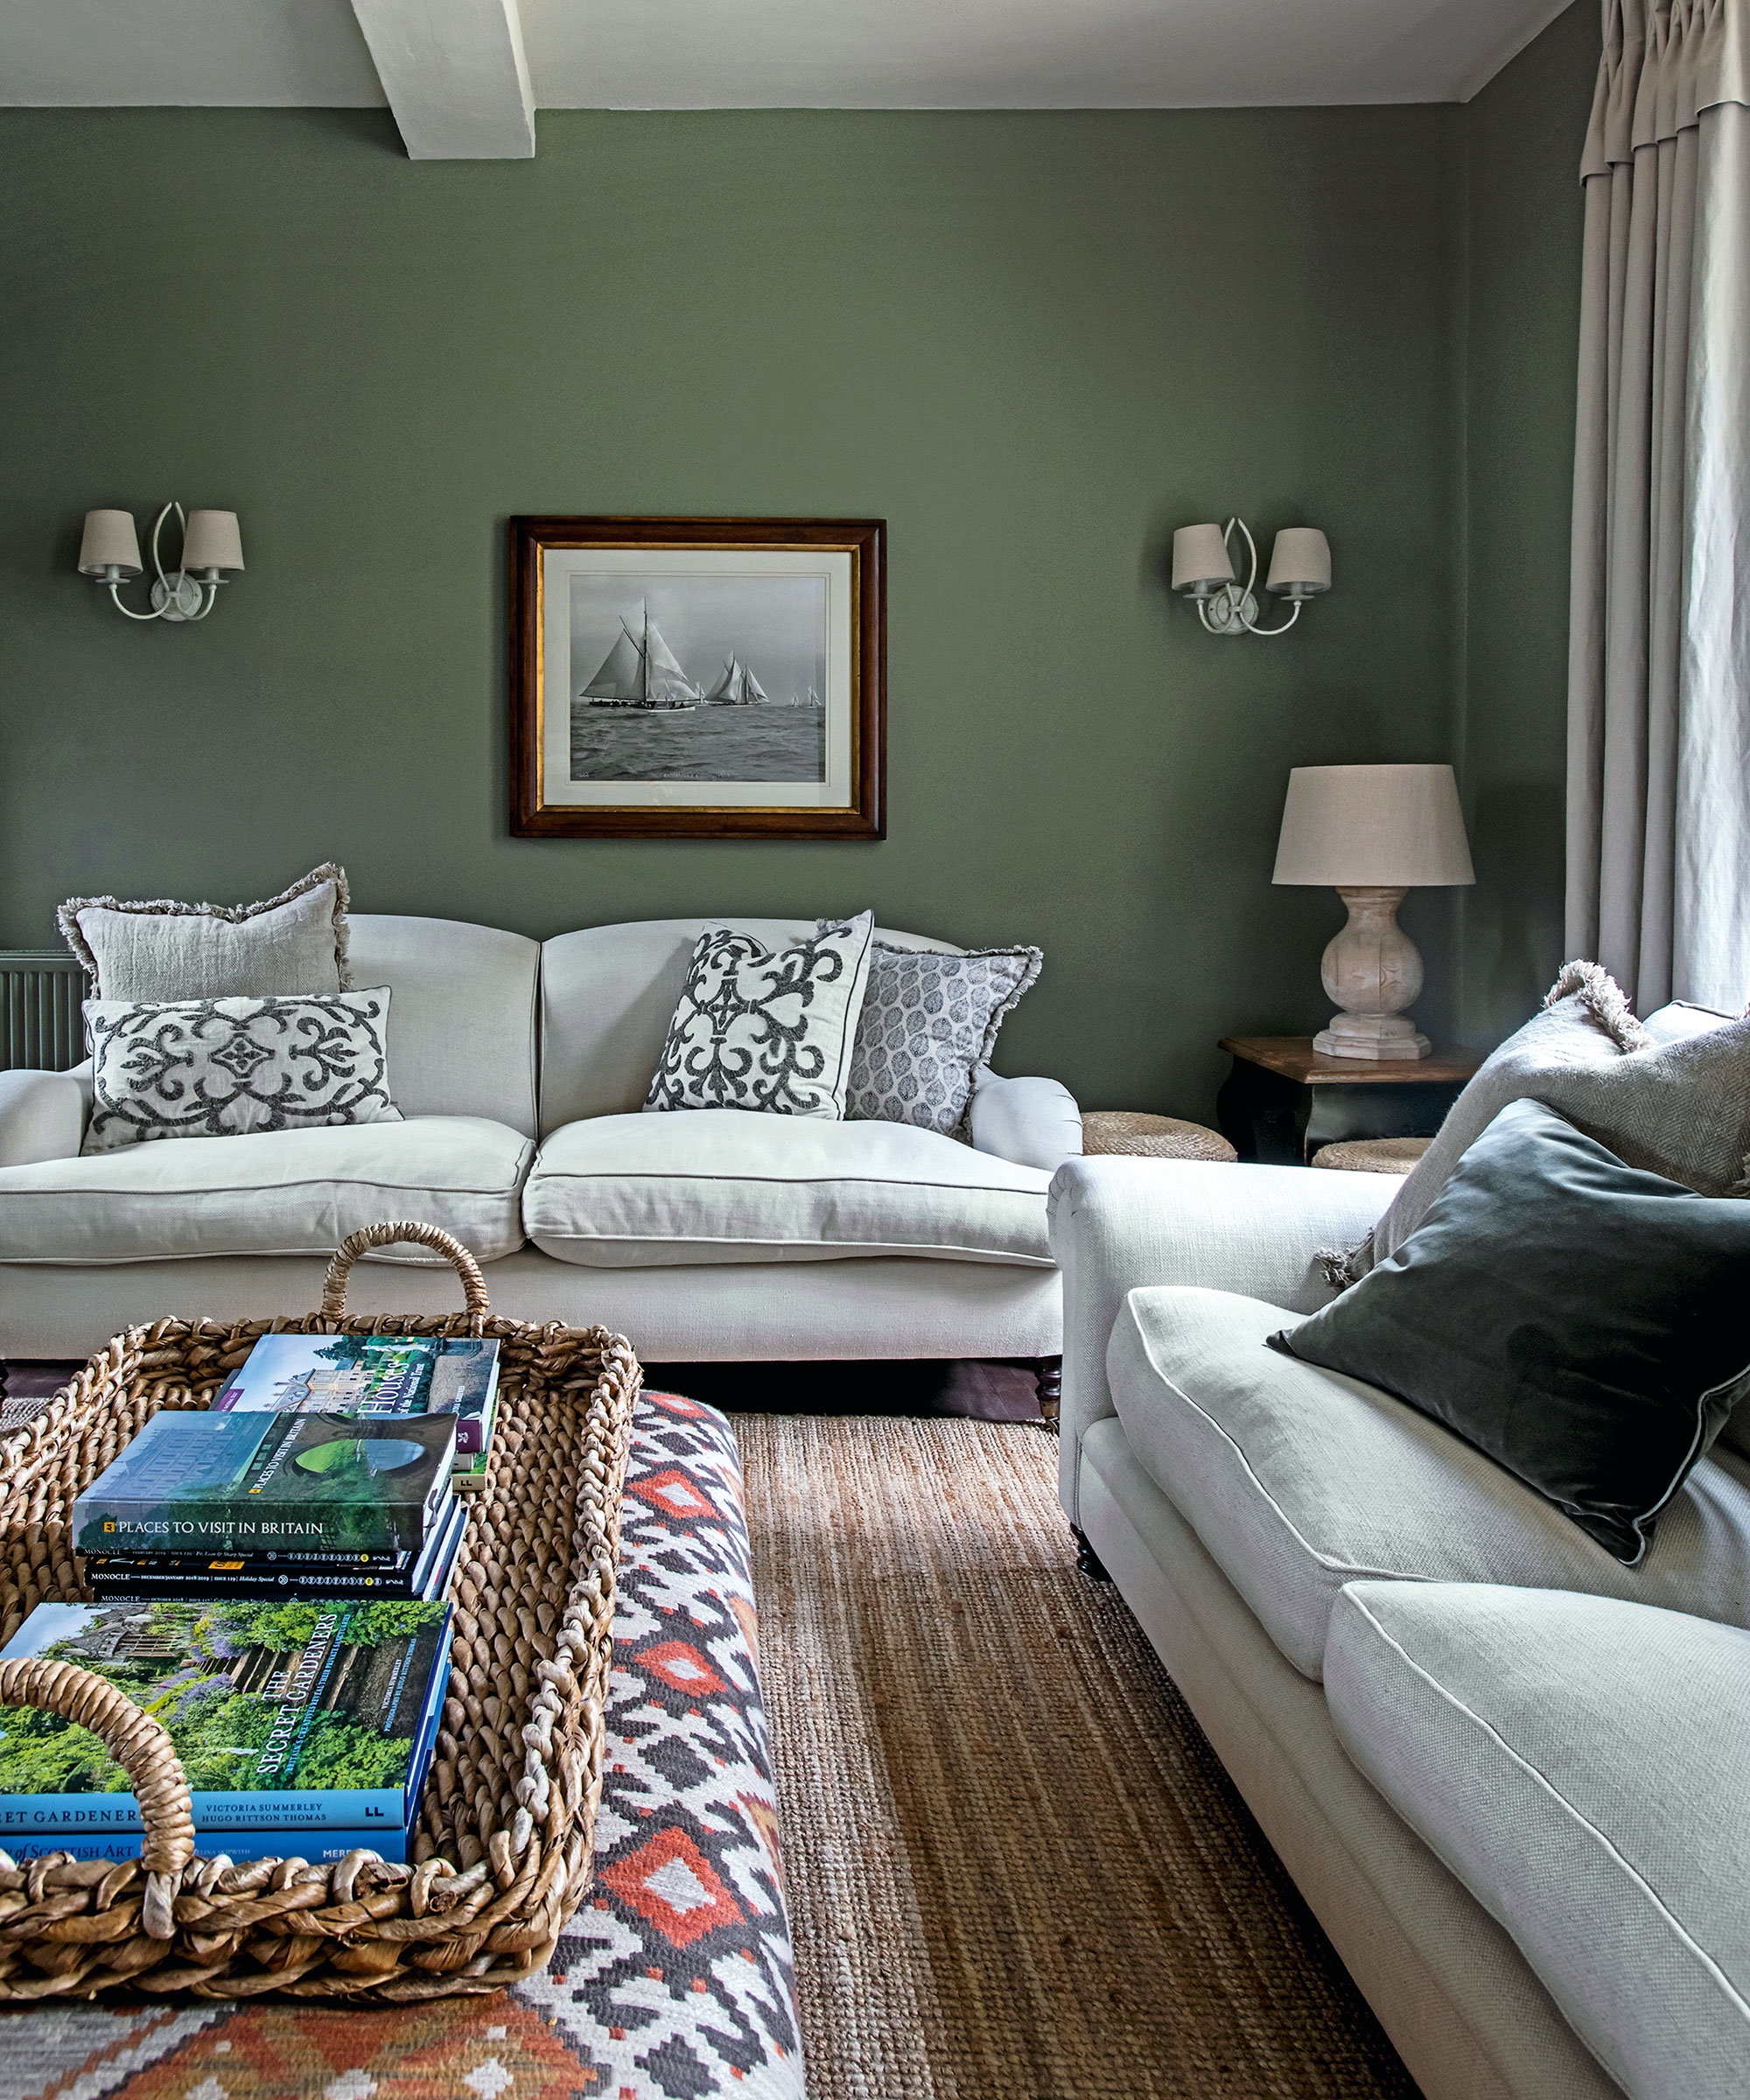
[0,1358,1046,1423]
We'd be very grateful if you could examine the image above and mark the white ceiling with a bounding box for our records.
[0,0,1572,114]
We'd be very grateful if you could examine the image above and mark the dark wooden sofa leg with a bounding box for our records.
[1032,1355,1062,1428]
[1071,1526,1111,1581]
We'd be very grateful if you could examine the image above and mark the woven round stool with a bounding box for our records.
[1081,1110,1237,1163]
[1312,1137,1432,1172]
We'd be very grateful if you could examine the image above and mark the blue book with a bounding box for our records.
[0,1633,449,1869]
[0,1599,452,1834]
[72,1410,457,1558]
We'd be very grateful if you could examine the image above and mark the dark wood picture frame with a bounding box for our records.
[510,515,886,839]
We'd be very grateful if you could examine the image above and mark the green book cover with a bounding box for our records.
[214,1334,500,1460]
[0,1597,451,1831]
[73,1411,458,1558]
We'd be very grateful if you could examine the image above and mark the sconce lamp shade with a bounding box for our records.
[1265,527,1331,597]
[180,509,244,574]
[1273,764,1475,888]
[1171,523,1235,592]
[78,509,143,578]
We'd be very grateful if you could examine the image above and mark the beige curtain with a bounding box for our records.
[1567,0,1750,1012]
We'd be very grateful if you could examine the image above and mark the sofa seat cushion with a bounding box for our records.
[0,1116,532,1266]
[524,1109,1053,1268]
[1106,1285,1750,1679]
[1326,1582,1750,2100]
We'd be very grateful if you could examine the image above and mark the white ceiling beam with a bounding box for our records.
[349,0,534,158]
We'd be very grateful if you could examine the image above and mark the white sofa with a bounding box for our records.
[1049,1153,1750,2100]
[0,914,1081,1366]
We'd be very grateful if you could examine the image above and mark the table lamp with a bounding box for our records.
[1272,763,1474,1060]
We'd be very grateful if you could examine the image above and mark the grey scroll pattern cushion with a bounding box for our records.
[644,914,875,1119]
[80,988,402,1154]
[58,863,352,1001]
[844,943,1043,1135]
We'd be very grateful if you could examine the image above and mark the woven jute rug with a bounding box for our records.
[736,1414,1418,2100]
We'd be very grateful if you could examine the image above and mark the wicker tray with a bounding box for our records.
[0,1221,639,2004]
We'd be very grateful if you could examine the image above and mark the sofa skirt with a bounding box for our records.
[0,1245,1063,1364]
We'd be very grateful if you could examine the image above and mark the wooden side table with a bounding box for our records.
[1215,1036,1480,1166]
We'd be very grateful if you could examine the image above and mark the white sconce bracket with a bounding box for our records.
[78,502,244,624]
[1172,515,1330,640]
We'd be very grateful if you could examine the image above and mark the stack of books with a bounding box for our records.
[0,1595,452,1865]
[0,1331,491,1863]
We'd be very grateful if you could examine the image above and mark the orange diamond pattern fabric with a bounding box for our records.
[514,1389,806,2098]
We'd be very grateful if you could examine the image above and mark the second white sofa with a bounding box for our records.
[0,914,1081,1365]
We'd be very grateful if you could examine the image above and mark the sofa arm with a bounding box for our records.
[0,1068,88,1168]
[1046,1156,1395,1526]
[968,1070,1082,1172]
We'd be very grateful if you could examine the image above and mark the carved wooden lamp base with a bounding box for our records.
[1315,885,1432,1061]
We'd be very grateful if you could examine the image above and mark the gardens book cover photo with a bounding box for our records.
[0,1597,452,1833]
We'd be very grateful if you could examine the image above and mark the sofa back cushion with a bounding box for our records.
[538,919,956,1135]
[348,915,539,1138]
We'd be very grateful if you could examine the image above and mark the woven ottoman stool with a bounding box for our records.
[1312,1137,1432,1172]
[1081,1110,1237,1163]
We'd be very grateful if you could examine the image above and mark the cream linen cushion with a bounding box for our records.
[1105,1284,1750,1678]
[524,1109,1053,1267]
[0,1116,530,1265]
[59,864,352,1001]
[1327,1582,1750,2100]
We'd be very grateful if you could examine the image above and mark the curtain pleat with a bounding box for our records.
[1566,0,1750,1012]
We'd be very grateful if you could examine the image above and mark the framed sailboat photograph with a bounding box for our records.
[510,516,886,837]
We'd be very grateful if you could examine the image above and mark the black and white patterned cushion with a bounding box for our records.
[845,943,1043,1134]
[645,914,875,1118]
[81,988,402,1154]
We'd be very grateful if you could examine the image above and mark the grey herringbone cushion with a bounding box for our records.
[845,943,1042,1135]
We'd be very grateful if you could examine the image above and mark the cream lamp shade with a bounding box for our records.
[1264,527,1331,598]
[1273,764,1474,888]
[78,509,143,578]
[1171,523,1235,592]
[1273,763,1473,1061]
[179,509,244,574]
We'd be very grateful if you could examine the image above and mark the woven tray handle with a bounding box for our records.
[320,1222,491,1322]
[0,1656,194,1937]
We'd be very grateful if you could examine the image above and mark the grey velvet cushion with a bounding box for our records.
[81,990,402,1154]
[1104,1284,1750,1678]
[845,942,1042,1134]
[1327,1581,1750,2100]
[646,914,874,1118]
[1350,969,1750,1278]
[59,864,352,1001]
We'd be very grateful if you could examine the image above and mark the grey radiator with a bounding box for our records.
[0,953,86,1072]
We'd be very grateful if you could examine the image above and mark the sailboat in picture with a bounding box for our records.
[701,653,769,707]
[580,604,700,710]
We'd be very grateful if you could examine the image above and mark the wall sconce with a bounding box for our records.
[1172,517,1330,637]
[78,503,244,623]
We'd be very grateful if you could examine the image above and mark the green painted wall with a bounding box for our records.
[1459,1,1597,1042]
[0,106,1464,1116]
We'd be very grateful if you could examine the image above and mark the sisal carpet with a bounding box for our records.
[736,1414,1419,2100]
